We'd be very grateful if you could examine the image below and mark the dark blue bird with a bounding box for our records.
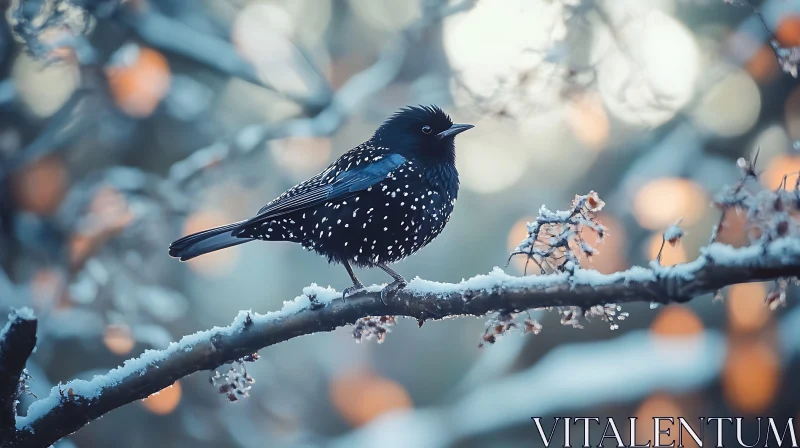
[169,106,473,300]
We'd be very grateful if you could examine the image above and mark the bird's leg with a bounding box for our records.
[377,263,407,304]
[342,260,366,301]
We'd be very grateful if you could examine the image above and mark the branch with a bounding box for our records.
[9,237,800,446]
[0,309,37,441]
[116,5,330,106]
[167,0,478,187]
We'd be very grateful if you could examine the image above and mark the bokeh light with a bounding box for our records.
[727,283,770,334]
[107,45,171,118]
[633,178,708,230]
[776,15,800,47]
[762,154,800,189]
[646,232,688,267]
[596,9,700,127]
[752,124,791,164]
[104,324,135,355]
[456,122,530,194]
[10,155,69,216]
[746,41,781,83]
[30,269,65,311]
[566,92,610,150]
[11,52,80,118]
[142,381,182,415]
[444,0,565,99]
[633,395,697,448]
[650,305,704,337]
[349,0,419,32]
[693,70,761,137]
[722,339,780,414]
[329,369,412,427]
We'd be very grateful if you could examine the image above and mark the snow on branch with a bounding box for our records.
[0,308,37,440]
[6,234,800,446]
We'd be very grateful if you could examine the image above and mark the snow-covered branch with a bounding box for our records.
[5,234,800,446]
[0,308,37,441]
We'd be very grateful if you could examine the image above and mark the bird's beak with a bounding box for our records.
[437,123,474,139]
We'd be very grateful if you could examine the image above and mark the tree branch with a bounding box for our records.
[0,308,37,441]
[167,0,478,187]
[8,237,800,446]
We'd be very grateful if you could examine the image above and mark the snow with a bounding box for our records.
[12,307,36,321]
[0,307,37,340]
[663,221,685,242]
[406,264,658,297]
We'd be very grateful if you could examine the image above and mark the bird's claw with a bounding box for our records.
[342,284,366,301]
[380,280,407,305]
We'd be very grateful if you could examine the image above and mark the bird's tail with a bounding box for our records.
[169,220,254,261]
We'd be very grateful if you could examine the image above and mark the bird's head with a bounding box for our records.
[372,105,473,164]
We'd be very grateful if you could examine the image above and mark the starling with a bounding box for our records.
[169,105,473,300]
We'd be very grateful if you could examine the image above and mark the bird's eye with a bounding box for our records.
[421,125,432,134]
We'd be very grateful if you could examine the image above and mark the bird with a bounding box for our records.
[169,105,473,301]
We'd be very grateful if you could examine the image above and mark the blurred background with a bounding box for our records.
[1,0,799,446]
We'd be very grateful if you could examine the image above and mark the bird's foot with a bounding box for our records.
[380,279,407,305]
[342,283,367,301]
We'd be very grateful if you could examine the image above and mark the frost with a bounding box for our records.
[479,312,517,347]
[210,357,258,402]
[664,220,685,246]
[508,191,607,274]
[353,316,396,344]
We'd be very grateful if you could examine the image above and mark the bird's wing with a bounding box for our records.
[234,153,406,233]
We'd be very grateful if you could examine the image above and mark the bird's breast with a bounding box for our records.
[302,160,456,266]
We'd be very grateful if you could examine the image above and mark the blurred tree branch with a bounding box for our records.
[168,0,478,186]
[2,233,799,446]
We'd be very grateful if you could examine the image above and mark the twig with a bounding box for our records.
[0,309,37,441]
[8,236,800,446]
